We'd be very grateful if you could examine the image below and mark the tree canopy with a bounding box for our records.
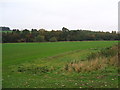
[1,27,119,43]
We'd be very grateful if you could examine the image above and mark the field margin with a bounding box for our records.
[0,27,2,89]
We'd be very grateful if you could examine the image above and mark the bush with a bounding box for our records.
[87,45,118,60]
[99,46,117,57]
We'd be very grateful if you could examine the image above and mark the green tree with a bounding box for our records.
[35,35,45,42]
[0,27,10,31]
[31,29,38,37]
[62,27,69,32]
[49,37,57,42]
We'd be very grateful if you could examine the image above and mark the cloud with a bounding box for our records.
[0,0,119,31]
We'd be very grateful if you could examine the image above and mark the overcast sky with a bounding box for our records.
[0,0,119,31]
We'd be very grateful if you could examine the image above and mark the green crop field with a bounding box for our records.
[2,41,119,88]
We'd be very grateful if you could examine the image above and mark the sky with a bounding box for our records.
[0,0,119,31]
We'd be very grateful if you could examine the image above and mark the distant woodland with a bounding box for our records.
[1,27,119,43]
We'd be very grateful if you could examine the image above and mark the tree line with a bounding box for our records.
[1,27,119,43]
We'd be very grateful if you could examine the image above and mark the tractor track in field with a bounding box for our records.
[40,49,88,61]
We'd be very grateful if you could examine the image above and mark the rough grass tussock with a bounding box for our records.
[64,44,119,73]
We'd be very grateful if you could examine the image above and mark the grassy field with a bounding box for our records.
[2,41,119,88]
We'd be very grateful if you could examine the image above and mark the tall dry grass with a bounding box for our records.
[64,44,119,73]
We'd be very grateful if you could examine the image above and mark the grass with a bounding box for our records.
[2,41,119,88]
